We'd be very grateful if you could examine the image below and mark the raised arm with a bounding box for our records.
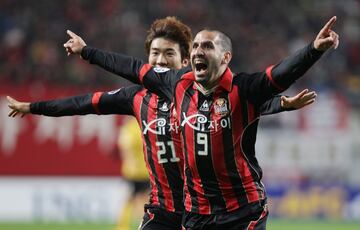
[64,30,145,85]
[63,29,187,96]
[268,16,338,90]
[240,16,338,104]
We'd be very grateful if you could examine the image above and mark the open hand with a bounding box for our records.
[7,96,31,118]
[281,89,317,110]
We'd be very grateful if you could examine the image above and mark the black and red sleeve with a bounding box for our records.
[266,42,324,90]
[81,46,191,101]
[30,94,96,116]
[235,42,324,104]
[260,95,294,115]
[29,85,141,116]
[81,46,145,85]
[96,85,142,115]
[140,66,191,101]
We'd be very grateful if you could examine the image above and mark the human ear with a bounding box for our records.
[222,51,232,64]
[182,58,189,67]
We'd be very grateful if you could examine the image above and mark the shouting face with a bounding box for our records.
[190,30,231,89]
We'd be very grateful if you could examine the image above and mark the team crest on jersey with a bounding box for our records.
[214,98,229,116]
[153,67,170,73]
[159,102,169,112]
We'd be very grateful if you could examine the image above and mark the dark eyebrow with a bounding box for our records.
[193,40,214,48]
[203,41,214,47]
[150,47,176,52]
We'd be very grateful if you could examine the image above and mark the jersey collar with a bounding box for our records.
[218,67,233,92]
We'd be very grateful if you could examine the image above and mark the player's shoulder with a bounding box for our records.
[233,71,264,83]
[232,72,247,84]
[233,72,252,78]
[150,66,178,84]
[178,66,194,81]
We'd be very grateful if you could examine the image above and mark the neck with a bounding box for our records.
[197,65,227,94]
[195,82,218,96]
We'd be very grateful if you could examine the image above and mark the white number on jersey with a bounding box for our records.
[196,132,208,156]
[156,141,180,164]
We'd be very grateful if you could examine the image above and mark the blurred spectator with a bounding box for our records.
[117,117,149,230]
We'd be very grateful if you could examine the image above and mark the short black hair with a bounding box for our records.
[199,29,232,53]
[216,31,232,53]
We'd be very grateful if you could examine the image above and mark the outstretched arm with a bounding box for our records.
[7,94,98,117]
[7,86,139,118]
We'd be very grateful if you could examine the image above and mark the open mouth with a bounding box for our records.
[194,59,208,73]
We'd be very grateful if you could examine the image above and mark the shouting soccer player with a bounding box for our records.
[8,16,320,230]
[60,16,338,229]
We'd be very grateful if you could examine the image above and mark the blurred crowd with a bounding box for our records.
[0,0,359,106]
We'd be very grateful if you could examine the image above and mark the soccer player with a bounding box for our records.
[9,17,318,230]
[60,16,338,229]
[9,17,192,230]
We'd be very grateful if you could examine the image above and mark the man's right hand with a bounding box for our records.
[7,96,31,118]
[63,30,87,56]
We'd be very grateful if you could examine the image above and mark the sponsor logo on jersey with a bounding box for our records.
[199,100,210,112]
[181,113,231,132]
[153,67,170,73]
[142,118,180,135]
[159,102,169,112]
[214,98,229,116]
[107,88,122,95]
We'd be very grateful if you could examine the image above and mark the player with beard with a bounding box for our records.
[8,16,318,229]
[60,16,338,229]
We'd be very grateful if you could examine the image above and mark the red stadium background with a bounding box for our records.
[0,83,122,175]
[1,0,360,224]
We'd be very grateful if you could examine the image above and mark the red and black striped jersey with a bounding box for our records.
[174,69,273,214]
[141,43,322,214]
[30,85,185,213]
[79,42,323,214]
